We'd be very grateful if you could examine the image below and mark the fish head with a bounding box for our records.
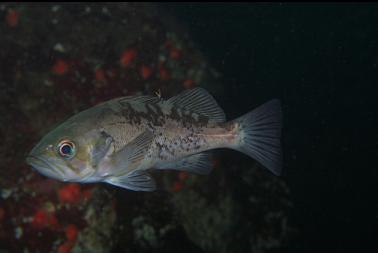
[26,113,113,183]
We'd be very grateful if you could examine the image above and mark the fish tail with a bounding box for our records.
[230,99,282,175]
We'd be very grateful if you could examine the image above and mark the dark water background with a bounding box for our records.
[164,3,377,253]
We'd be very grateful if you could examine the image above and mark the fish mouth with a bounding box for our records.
[26,155,65,179]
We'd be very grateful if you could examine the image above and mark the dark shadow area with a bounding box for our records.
[163,3,378,253]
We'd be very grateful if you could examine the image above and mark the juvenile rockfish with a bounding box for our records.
[26,88,282,191]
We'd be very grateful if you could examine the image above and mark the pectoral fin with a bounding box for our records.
[106,170,156,191]
[111,130,154,176]
[91,130,114,167]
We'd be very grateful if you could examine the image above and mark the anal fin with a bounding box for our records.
[155,152,213,175]
[106,170,156,191]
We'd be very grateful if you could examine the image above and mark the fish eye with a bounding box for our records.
[57,140,76,159]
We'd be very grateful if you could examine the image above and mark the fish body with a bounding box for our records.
[27,88,282,191]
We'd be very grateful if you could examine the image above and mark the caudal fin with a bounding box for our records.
[232,99,282,175]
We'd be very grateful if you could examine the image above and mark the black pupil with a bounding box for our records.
[61,144,72,155]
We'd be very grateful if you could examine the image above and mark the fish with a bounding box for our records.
[26,88,282,191]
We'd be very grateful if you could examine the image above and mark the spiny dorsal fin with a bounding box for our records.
[119,95,161,105]
[166,88,226,123]
[94,95,160,110]
[108,95,160,106]
[105,170,156,191]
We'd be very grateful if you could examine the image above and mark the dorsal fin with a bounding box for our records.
[166,88,226,123]
[119,96,160,105]
[94,95,160,109]
[108,95,160,106]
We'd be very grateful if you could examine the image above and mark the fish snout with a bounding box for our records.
[26,155,66,180]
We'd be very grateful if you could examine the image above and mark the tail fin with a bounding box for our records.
[232,99,282,175]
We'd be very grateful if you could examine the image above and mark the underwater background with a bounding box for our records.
[0,3,376,253]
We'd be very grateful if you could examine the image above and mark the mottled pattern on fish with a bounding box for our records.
[93,97,232,175]
[26,87,282,191]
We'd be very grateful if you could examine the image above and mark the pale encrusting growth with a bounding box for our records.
[27,88,282,191]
